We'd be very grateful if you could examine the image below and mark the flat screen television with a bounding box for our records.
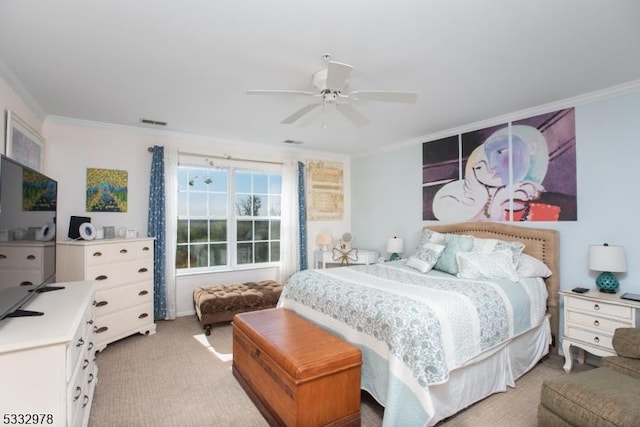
[0,154,59,321]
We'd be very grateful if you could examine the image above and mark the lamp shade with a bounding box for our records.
[589,244,626,273]
[386,237,404,254]
[316,233,333,251]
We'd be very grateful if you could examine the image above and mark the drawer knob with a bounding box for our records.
[138,290,149,296]
[26,254,36,260]
[593,320,600,327]
[96,301,108,307]
[143,246,150,251]
[20,281,33,287]
[593,304,600,311]
[120,249,128,254]
[73,386,82,401]
[138,267,148,273]
[138,313,149,319]
[76,338,85,347]
[594,336,600,343]
[88,342,94,351]
[82,395,90,408]
[88,373,95,384]
[0,254,6,259]
[82,359,90,370]
[92,251,103,257]
[87,319,94,325]
[95,275,108,281]
[94,326,108,334]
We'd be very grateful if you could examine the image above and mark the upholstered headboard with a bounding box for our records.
[426,221,560,350]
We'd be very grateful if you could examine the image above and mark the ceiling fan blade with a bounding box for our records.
[281,103,321,124]
[326,61,353,91]
[349,91,418,103]
[247,89,315,96]
[335,103,369,127]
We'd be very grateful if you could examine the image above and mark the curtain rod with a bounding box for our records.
[147,147,283,165]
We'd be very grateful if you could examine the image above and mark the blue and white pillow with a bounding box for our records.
[434,233,475,275]
[471,237,525,266]
[407,242,446,273]
[456,250,520,282]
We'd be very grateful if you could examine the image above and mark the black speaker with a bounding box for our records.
[68,216,91,239]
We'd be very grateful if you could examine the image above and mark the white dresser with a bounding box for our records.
[561,289,640,372]
[57,238,156,352]
[0,281,97,427]
[0,241,55,287]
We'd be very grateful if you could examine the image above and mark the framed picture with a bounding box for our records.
[5,110,45,171]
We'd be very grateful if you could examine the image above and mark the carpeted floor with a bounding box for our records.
[89,315,591,427]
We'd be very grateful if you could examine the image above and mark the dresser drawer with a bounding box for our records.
[93,302,154,346]
[84,240,153,266]
[566,310,631,333]
[566,296,633,321]
[2,270,43,287]
[564,324,615,353]
[87,259,153,289]
[94,281,153,316]
[0,246,44,269]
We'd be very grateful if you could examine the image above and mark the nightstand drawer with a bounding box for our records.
[566,296,633,320]
[564,325,614,352]
[566,311,631,333]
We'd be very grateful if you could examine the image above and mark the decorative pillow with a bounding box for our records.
[456,250,520,282]
[472,237,525,266]
[406,242,445,273]
[433,233,474,275]
[416,229,445,248]
[516,253,553,278]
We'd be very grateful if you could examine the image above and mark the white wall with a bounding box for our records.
[352,87,640,345]
[42,118,351,316]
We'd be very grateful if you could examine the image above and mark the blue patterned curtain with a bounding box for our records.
[297,161,308,270]
[148,146,166,320]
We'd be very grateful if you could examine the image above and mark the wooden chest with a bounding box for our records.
[232,308,362,427]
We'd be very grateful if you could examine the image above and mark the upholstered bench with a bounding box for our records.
[193,280,283,335]
[538,366,640,426]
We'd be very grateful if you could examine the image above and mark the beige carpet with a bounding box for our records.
[89,316,591,427]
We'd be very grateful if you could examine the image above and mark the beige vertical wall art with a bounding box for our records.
[306,160,344,221]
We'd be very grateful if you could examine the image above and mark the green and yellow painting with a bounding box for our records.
[23,170,57,211]
[86,168,128,212]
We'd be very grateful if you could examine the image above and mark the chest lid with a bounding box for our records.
[233,308,361,382]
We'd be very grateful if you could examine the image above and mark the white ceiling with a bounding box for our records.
[1,0,639,156]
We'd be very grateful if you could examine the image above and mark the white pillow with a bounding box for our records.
[456,250,519,282]
[471,236,524,266]
[516,253,553,278]
[407,242,446,273]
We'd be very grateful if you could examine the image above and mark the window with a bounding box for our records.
[176,164,282,272]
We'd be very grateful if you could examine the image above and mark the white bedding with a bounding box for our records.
[278,261,552,426]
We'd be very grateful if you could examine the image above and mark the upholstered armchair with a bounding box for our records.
[601,327,640,378]
[538,327,640,426]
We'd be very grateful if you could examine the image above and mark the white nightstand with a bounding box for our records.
[560,289,640,372]
[314,249,379,269]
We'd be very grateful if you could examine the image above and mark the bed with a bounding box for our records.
[277,222,559,427]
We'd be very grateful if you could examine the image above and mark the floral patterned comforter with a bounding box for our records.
[277,261,548,426]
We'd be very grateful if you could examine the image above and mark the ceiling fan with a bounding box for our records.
[247,56,417,127]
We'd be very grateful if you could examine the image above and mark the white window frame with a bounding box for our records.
[176,155,282,274]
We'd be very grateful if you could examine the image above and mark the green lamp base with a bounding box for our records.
[596,271,619,293]
[389,253,400,261]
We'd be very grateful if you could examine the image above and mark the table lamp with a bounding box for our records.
[387,236,404,261]
[316,233,333,251]
[589,243,626,293]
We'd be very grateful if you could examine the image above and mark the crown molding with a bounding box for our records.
[356,78,640,159]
